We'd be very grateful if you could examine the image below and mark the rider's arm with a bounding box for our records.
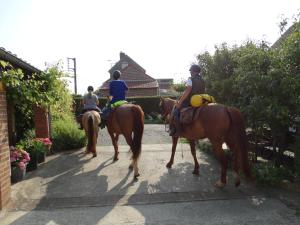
[176,86,192,109]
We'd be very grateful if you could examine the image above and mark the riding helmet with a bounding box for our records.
[113,70,121,80]
[189,64,201,73]
[87,86,94,91]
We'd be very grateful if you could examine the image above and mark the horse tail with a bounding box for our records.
[226,107,252,179]
[87,115,94,151]
[131,105,144,160]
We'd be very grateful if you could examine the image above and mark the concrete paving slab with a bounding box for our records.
[1,125,299,225]
[1,198,299,225]
[6,143,260,210]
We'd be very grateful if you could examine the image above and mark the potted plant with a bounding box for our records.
[18,139,39,171]
[10,146,30,183]
[34,138,52,163]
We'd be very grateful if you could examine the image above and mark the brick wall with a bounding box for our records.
[34,106,50,138]
[0,89,11,209]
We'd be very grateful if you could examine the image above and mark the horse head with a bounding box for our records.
[159,97,176,122]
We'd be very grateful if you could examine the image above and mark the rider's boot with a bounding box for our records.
[169,122,176,136]
[169,108,180,136]
[173,121,182,137]
[99,120,106,129]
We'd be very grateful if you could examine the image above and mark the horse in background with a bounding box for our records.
[106,103,144,179]
[159,97,252,188]
[82,110,101,157]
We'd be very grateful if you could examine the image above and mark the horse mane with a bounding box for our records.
[164,97,176,103]
[161,97,176,115]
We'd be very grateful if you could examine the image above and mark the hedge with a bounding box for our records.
[73,95,177,115]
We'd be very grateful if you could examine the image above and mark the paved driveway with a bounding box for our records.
[1,125,299,225]
[97,124,171,146]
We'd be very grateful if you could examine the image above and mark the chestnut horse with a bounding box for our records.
[159,97,252,188]
[106,104,144,179]
[82,110,101,157]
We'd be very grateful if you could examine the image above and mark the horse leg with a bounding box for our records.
[92,133,97,157]
[122,134,140,178]
[166,136,179,168]
[189,140,199,175]
[84,130,89,154]
[210,140,228,188]
[113,134,119,161]
[123,134,133,164]
[226,141,240,187]
[108,130,119,161]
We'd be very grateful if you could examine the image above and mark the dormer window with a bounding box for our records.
[121,61,128,69]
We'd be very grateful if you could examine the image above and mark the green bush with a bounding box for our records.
[144,112,164,124]
[51,118,86,151]
[23,129,35,140]
[197,141,213,154]
[252,162,294,187]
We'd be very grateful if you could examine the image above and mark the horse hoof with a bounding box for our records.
[134,173,140,180]
[129,165,133,170]
[92,154,97,158]
[215,180,226,188]
[113,157,119,161]
[166,162,172,168]
[192,170,199,175]
[235,180,241,187]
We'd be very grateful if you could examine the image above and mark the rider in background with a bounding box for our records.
[169,64,205,136]
[79,86,101,129]
[82,86,101,113]
[100,70,128,128]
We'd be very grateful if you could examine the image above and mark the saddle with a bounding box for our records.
[180,94,216,125]
[179,107,202,125]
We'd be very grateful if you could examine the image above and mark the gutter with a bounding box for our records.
[0,47,41,74]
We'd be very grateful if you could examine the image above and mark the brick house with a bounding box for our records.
[99,52,159,97]
[0,47,50,209]
[157,78,179,96]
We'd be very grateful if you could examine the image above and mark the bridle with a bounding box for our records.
[160,100,175,132]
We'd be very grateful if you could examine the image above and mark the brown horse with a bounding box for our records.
[159,97,252,188]
[82,110,101,157]
[106,104,144,179]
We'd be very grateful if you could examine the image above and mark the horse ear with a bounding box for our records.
[160,96,164,101]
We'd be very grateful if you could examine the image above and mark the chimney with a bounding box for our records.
[120,52,125,59]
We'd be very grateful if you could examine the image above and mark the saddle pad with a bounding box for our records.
[180,107,196,124]
[111,100,128,108]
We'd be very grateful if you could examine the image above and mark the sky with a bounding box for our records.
[1,0,299,95]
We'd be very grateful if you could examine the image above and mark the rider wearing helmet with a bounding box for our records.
[109,70,128,104]
[169,64,205,136]
[99,70,128,129]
